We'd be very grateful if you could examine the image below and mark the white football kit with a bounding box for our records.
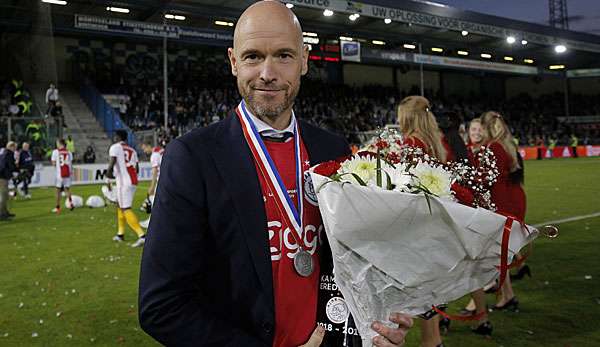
[51,148,73,188]
[109,142,139,209]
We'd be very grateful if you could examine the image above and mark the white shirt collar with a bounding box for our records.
[245,104,296,138]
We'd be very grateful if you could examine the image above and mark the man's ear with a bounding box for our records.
[301,44,309,76]
[228,47,238,76]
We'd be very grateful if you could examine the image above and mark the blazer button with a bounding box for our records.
[262,322,273,334]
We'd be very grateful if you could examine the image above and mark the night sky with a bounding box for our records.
[434,0,600,35]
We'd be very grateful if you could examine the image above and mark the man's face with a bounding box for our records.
[228,16,308,121]
[22,143,29,151]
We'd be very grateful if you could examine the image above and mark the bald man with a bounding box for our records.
[139,2,412,346]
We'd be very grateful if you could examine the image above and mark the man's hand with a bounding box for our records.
[371,313,413,346]
[298,325,325,347]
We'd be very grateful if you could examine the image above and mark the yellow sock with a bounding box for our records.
[117,209,125,236]
[124,209,145,238]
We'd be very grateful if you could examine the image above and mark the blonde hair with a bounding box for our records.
[397,96,447,162]
[480,111,519,171]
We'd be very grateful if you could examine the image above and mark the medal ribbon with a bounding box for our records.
[236,101,306,248]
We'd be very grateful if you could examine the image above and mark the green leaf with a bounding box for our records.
[385,169,393,190]
[350,173,368,186]
[424,192,433,215]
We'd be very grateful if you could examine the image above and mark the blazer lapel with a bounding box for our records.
[299,120,330,165]
[211,113,274,312]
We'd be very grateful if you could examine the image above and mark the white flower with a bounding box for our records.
[339,155,378,185]
[412,162,452,198]
[389,142,403,155]
[385,164,413,192]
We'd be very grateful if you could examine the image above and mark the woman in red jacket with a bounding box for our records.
[453,117,496,335]
[397,96,446,347]
[397,96,448,163]
[481,111,526,311]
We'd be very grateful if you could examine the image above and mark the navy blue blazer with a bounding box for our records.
[139,111,350,346]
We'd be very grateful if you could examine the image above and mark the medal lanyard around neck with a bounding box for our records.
[237,100,306,247]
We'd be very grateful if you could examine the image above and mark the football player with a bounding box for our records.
[50,139,74,213]
[139,141,164,228]
[107,130,146,247]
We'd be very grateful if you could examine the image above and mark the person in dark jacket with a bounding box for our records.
[438,111,469,162]
[0,141,18,220]
[14,142,35,198]
[138,2,413,347]
[83,145,96,164]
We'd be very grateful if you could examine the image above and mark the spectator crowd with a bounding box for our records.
[108,70,600,147]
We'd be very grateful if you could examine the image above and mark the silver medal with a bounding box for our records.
[294,248,314,277]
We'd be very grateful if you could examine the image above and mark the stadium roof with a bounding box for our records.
[2,0,600,70]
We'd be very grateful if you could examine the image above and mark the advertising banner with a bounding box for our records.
[75,14,233,42]
[413,54,538,75]
[285,0,600,53]
[519,146,592,160]
[15,162,153,188]
[341,41,361,62]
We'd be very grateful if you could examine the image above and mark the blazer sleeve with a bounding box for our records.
[138,138,263,346]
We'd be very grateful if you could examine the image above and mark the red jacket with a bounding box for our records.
[404,136,453,163]
[488,142,526,221]
[403,136,428,153]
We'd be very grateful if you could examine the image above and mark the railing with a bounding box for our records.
[79,80,136,148]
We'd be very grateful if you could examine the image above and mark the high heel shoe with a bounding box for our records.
[491,296,519,312]
[510,265,532,281]
[472,321,493,336]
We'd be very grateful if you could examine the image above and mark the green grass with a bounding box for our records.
[1,157,599,346]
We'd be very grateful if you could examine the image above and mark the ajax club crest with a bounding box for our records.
[326,297,349,324]
[304,171,319,207]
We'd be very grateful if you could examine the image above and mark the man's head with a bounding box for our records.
[228,0,308,125]
[22,142,30,151]
[115,130,128,143]
[56,138,66,149]
[49,83,55,89]
[6,141,17,151]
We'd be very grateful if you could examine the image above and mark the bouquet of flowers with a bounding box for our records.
[320,129,499,210]
[310,131,540,346]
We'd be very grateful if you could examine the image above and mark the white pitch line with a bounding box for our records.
[533,212,600,228]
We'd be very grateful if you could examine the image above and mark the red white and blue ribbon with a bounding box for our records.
[236,100,305,244]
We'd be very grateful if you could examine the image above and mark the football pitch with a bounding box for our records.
[1,157,599,346]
